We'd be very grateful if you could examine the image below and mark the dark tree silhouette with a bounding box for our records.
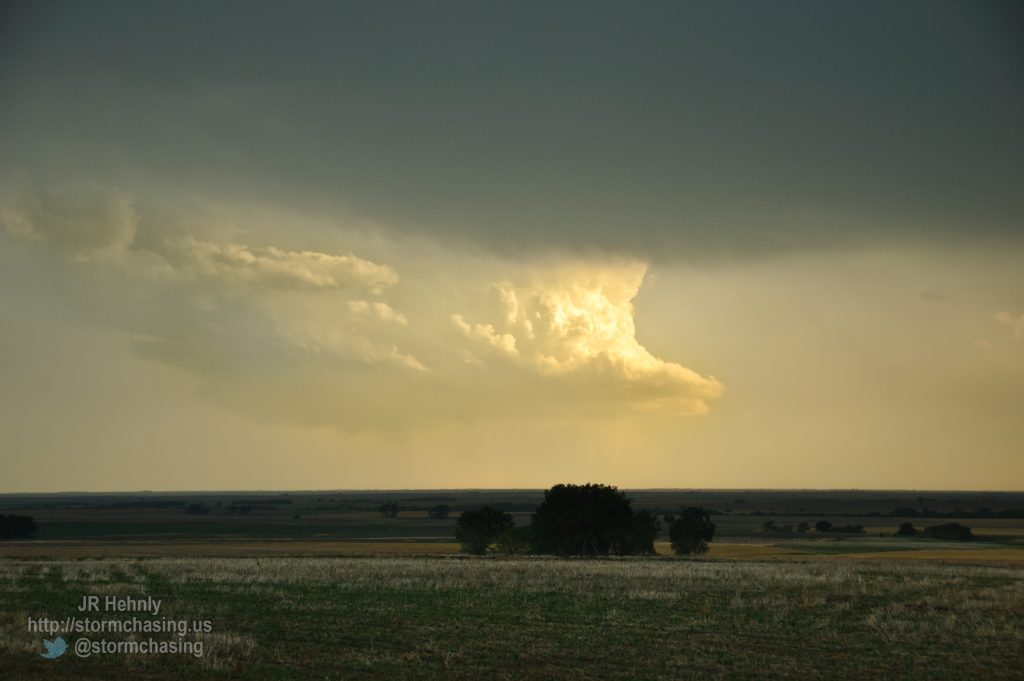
[428,504,451,519]
[668,507,715,555]
[455,506,514,554]
[495,525,533,554]
[378,502,399,518]
[531,483,637,556]
[896,522,917,537]
[815,520,832,533]
[922,523,973,541]
[0,515,38,539]
[625,509,661,556]
[797,522,810,533]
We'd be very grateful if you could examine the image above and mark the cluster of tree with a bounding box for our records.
[531,484,659,556]
[761,521,811,533]
[453,484,715,557]
[106,500,187,510]
[666,507,715,555]
[454,506,514,554]
[494,526,532,554]
[0,515,38,539]
[921,523,974,541]
[231,503,284,512]
[814,521,864,534]
[428,504,450,519]
[896,522,917,537]
[888,507,1024,519]
[378,502,400,518]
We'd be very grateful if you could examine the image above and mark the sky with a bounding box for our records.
[1,1,1022,492]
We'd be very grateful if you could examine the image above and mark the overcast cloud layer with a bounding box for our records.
[1,2,1022,491]
[2,1,1022,259]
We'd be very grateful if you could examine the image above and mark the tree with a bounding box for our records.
[762,520,777,532]
[428,504,451,519]
[455,506,514,554]
[378,502,399,518]
[624,509,661,556]
[797,522,810,533]
[669,507,715,555]
[896,522,917,537]
[922,523,973,541]
[815,520,832,533]
[531,483,637,556]
[0,515,38,539]
[495,525,533,554]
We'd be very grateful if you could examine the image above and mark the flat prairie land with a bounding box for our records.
[3,489,1024,679]
[4,540,1023,567]
[0,540,462,560]
[2,556,1023,680]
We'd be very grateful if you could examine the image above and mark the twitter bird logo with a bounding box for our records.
[40,637,67,659]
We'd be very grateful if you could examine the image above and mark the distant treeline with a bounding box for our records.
[11,500,189,510]
[885,507,1024,519]
[721,508,1024,520]
[0,514,37,539]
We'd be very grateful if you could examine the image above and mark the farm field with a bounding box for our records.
[3,489,1024,679]
[3,540,1024,567]
[1,555,1023,680]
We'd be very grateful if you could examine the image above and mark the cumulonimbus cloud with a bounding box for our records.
[1,182,724,427]
[452,263,724,415]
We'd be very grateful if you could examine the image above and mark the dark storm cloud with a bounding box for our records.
[2,1,1022,259]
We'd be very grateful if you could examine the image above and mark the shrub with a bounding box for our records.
[815,521,832,533]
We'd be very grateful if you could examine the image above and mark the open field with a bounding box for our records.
[4,489,1024,546]
[3,490,1024,678]
[3,489,1023,566]
[3,540,1024,568]
[1,556,1023,680]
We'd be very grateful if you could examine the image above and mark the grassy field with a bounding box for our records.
[1,555,1022,680]
[2,489,1023,679]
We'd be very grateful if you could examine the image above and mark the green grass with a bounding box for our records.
[2,556,1022,680]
